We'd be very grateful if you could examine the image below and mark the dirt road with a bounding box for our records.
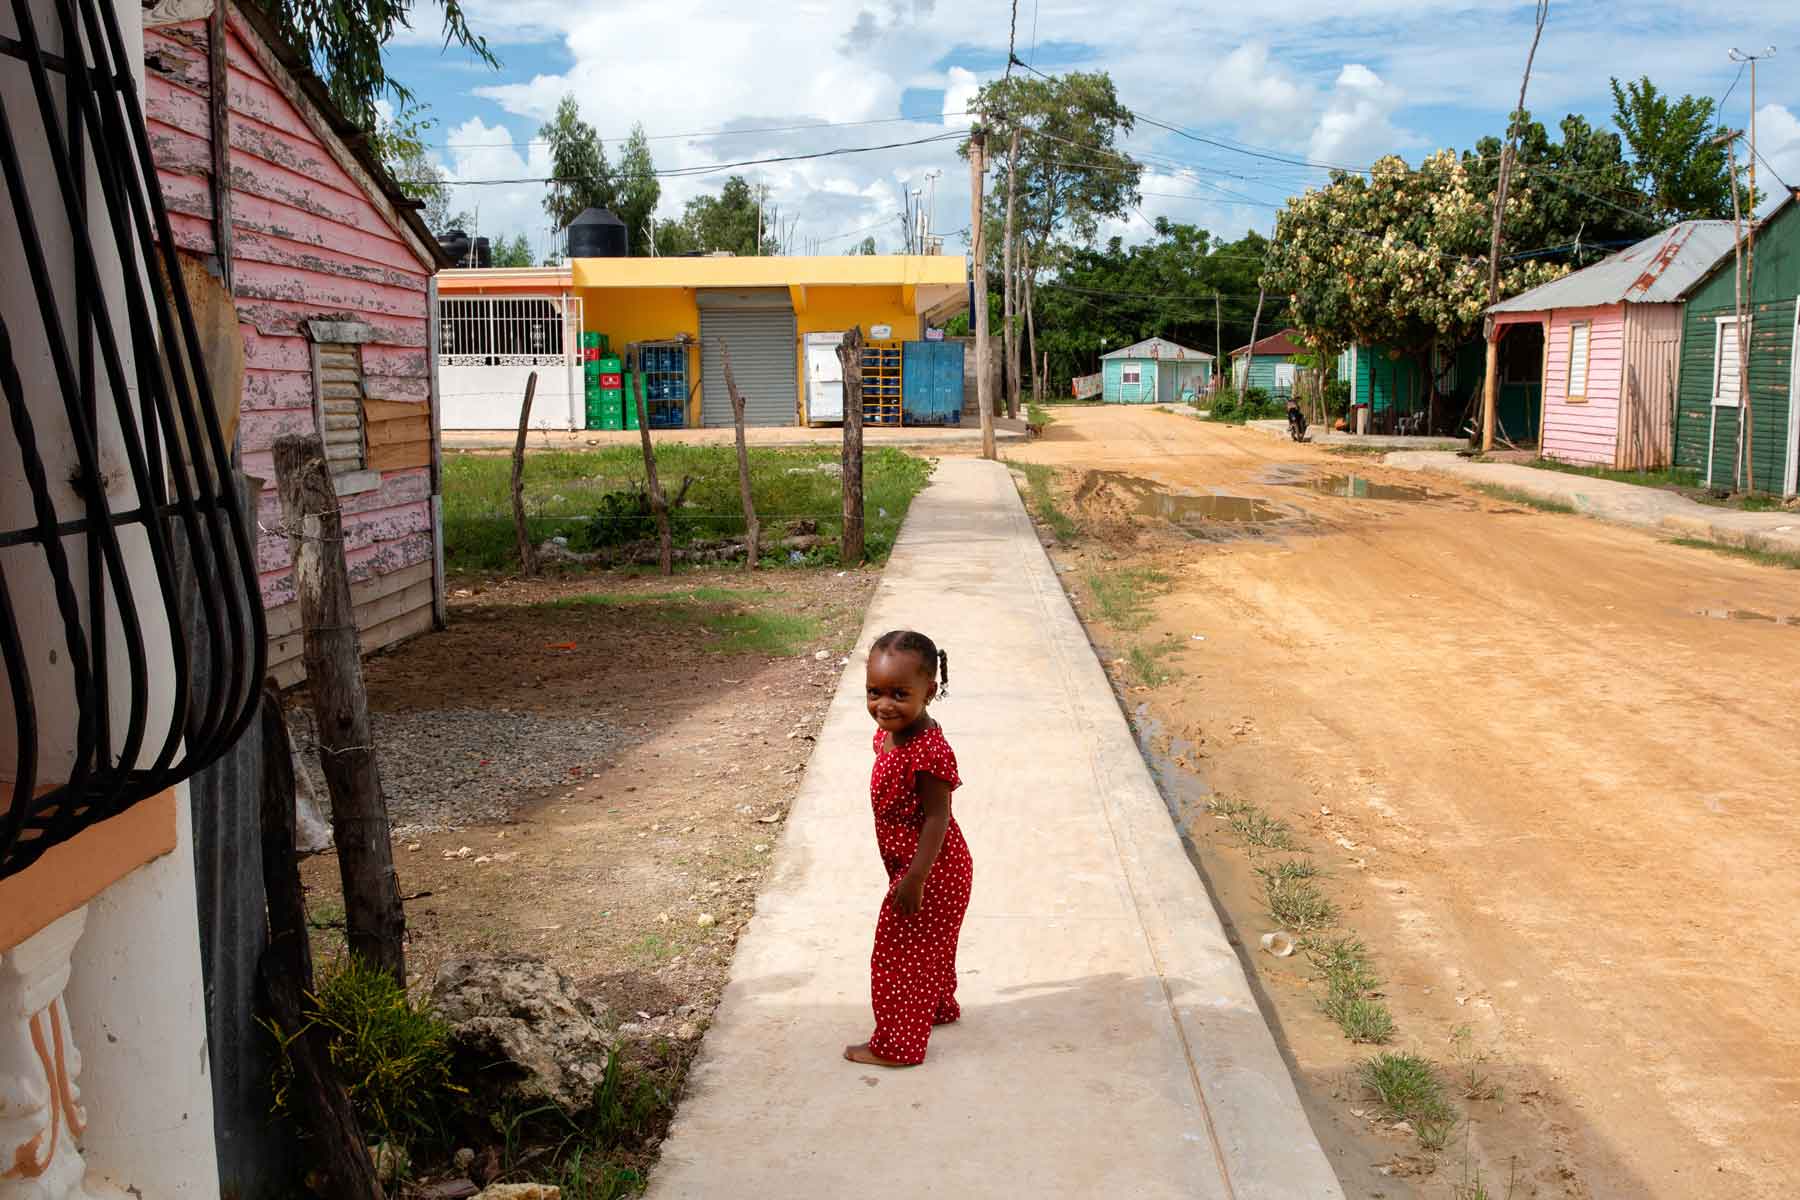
[1010,405,1800,1199]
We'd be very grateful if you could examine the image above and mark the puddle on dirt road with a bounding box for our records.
[1129,702,1212,834]
[1262,467,1438,501]
[1694,607,1799,626]
[1078,470,1286,527]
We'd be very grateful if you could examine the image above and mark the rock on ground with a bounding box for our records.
[431,956,615,1116]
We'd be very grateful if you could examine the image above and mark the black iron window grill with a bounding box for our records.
[1,0,265,880]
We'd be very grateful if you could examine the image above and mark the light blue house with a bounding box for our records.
[1101,337,1214,404]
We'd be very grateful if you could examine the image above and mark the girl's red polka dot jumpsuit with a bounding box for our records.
[866,725,972,1064]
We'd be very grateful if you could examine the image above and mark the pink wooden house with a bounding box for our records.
[1487,221,1736,469]
[144,0,448,685]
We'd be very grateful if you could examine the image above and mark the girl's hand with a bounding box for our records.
[892,873,926,914]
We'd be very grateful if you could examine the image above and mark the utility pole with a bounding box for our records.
[1213,292,1221,379]
[1729,48,1776,300]
[924,169,943,244]
[1482,0,1550,452]
[1714,128,1753,490]
[970,125,994,460]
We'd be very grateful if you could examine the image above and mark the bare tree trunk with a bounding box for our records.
[272,435,405,984]
[1246,286,1266,394]
[1022,242,1039,402]
[836,326,866,565]
[256,688,384,1200]
[1003,126,1021,420]
[630,353,674,573]
[721,339,760,568]
[970,129,994,459]
[511,371,538,575]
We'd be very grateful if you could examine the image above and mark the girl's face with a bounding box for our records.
[866,648,936,734]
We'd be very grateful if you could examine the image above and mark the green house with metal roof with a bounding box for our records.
[1100,337,1214,404]
[1672,191,1800,495]
[1229,329,1303,395]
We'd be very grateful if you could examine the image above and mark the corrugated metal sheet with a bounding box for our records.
[699,293,797,427]
[1101,336,1213,361]
[1230,329,1303,358]
[1489,221,1737,313]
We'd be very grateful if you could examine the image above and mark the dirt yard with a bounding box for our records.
[1009,405,1800,1200]
[295,565,875,1172]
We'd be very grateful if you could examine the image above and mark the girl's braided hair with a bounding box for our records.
[871,629,949,698]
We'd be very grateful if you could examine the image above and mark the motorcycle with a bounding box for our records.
[1286,398,1309,443]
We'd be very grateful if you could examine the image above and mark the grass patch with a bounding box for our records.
[1473,483,1577,515]
[1227,806,1298,853]
[443,444,933,573]
[1449,1024,1505,1103]
[1360,1051,1458,1150]
[1305,935,1394,1044]
[1259,861,1337,932]
[1324,444,1391,457]
[1667,536,1800,570]
[1524,457,1700,490]
[701,610,819,656]
[1013,461,1077,542]
[629,934,679,965]
[1127,640,1182,687]
[1084,566,1171,631]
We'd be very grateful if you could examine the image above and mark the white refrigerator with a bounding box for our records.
[804,331,846,423]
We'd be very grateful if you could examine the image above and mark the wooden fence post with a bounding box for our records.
[256,686,384,1200]
[721,339,760,569]
[272,435,406,983]
[630,350,674,574]
[836,326,866,566]
[512,370,539,574]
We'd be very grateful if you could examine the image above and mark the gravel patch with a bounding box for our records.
[291,708,626,840]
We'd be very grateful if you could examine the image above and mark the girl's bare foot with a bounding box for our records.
[844,1042,914,1068]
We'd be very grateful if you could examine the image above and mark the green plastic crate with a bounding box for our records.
[598,355,622,373]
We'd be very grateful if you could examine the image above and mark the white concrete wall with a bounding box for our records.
[440,359,584,430]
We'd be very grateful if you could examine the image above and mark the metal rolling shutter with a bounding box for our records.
[699,292,797,427]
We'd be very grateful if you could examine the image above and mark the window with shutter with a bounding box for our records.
[304,319,379,494]
[1566,321,1591,402]
[1712,316,1748,408]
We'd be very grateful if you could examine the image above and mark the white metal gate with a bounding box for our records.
[435,294,585,429]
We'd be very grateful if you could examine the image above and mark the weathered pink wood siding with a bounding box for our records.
[145,6,437,680]
[1541,305,1625,465]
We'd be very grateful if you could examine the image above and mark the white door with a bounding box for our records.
[805,332,845,422]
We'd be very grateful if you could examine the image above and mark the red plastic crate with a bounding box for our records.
[598,372,623,389]
[583,347,599,362]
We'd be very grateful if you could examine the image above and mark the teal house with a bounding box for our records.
[1673,191,1799,495]
[1101,337,1214,404]
[1230,329,1303,395]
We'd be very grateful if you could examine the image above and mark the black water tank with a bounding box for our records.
[567,207,629,258]
[438,227,471,265]
[471,236,492,269]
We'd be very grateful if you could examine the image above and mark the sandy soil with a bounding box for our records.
[1010,405,1800,1200]
[298,565,874,1056]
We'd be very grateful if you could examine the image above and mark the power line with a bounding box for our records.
[424,111,975,152]
[447,130,966,186]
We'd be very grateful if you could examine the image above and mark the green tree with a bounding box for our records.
[373,102,470,233]
[540,95,613,233]
[613,123,661,257]
[1263,151,1566,400]
[1465,111,1656,265]
[677,176,778,255]
[1610,77,1749,222]
[488,232,535,267]
[249,0,493,130]
[848,235,879,255]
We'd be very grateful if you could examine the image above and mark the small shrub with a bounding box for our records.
[1325,990,1396,1044]
[1026,401,1053,429]
[1263,873,1336,932]
[269,956,462,1147]
[1209,390,1240,420]
[1361,1051,1458,1148]
[1227,807,1297,852]
[586,487,656,547]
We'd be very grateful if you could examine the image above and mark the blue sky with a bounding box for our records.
[386,1,1800,259]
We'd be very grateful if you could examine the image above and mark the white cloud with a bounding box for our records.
[441,117,558,259]
[1190,43,1313,140]
[943,66,979,128]
[1308,63,1417,168]
[1754,103,1800,214]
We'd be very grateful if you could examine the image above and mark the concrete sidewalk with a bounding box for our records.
[1387,451,1800,555]
[647,459,1342,1199]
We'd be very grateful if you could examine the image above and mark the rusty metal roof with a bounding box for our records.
[1487,220,1737,313]
[1229,329,1304,357]
[1101,336,1214,361]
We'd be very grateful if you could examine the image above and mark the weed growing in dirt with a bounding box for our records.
[1085,566,1172,630]
[1305,935,1394,1044]
[1523,457,1700,491]
[1451,1148,1519,1200]
[1361,1051,1458,1150]
[703,610,820,656]
[1668,537,1800,570]
[630,934,678,964]
[1127,640,1183,686]
[1472,484,1577,515]
[1450,1024,1505,1103]
[268,955,462,1150]
[1324,444,1391,457]
[444,445,932,573]
[1012,461,1077,541]
[1263,872,1337,933]
[1227,806,1297,853]
[1205,795,1254,820]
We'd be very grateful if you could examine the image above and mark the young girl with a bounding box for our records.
[845,629,972,1068]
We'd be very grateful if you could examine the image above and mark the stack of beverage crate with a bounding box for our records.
[583,333,624,430]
